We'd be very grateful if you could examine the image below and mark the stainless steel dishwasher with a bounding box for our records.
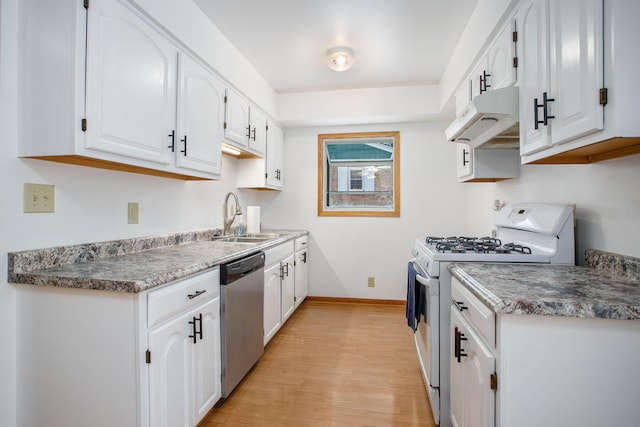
[218,251,265,404]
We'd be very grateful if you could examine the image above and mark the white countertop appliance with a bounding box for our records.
[408,202,575,426]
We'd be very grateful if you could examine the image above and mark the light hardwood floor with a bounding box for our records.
[202,300,436,426]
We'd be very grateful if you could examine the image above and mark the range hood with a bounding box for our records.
[445,86,520,149]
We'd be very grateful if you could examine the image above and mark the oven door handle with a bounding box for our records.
[415,271,439,297]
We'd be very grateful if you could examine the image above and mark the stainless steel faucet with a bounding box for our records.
[223,192,242,236]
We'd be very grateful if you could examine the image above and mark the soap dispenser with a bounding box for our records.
[237,212,246,236]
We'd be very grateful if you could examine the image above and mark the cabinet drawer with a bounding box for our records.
[452,277,495,349]
[148,268,219,328]
[294,235,308,252]
[265,241,294,267]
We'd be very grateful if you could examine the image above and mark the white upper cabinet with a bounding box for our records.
[455,80,473,120]
[175,54,224,176]
[547,0,603,145]
[487,21,517,92]
[85,0,176,165]
[223,89,251,148]
[518,0,640,164]
[223,88,267,157]
[455,19,517,124]
[456,143,519,183]
[265,123,285,188]
[519,0,603,157]
[456,143,473,180]
[249,108,268,155]
[237,122,284,190]
[19,0,222,180]
[519,0,551,156]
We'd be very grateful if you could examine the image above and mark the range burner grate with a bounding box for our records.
[426,236,531,255]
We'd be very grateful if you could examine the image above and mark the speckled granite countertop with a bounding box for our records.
[449,251,640,320]
[8,229,307,293]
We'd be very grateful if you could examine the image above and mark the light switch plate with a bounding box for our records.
[24,183,55,213]
[128,202,139,224]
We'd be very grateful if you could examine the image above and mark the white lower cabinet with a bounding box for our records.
[263,240,296,345]
[294,236,309,308]
[450,308,496,427]
[148,297,221,427]
[281,252,296,322]
[450,279,496,427]
[263,261,283,344]
[16,268,221,427]
[451,277,640,427]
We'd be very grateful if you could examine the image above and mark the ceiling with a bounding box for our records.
[194,0,478,94]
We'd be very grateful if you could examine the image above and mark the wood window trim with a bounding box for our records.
[317,131,400,217]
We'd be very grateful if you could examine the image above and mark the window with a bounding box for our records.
[318,131,400,217]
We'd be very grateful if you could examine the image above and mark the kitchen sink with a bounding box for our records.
[216,236,271,243]
[213,233,279,243]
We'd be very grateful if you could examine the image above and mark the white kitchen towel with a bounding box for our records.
[247,206,260,234]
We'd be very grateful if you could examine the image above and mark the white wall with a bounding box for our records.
[257,122,472,300]
[488,156,640,265]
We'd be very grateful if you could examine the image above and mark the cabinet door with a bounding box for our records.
[548,0,603,145]
[224,89,250,148]
[175,54,223,176]
[263,262,282,345]
[450,308,496,427]
[488,21,517,91]
[281,254,296,322]
[85,0,177,164]
[519,0,551,156]
[148,310,192,427]
[464,333,496,427]
[191,298,222,423]
[266,123,284,188]
[249,108,267,156]
[294,250,308,308]
[456,143,473,180]
[450,309,466,427]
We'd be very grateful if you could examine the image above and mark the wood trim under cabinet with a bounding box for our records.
[529,137,640,164]
[305,296,405,306]
[24,155,214,180]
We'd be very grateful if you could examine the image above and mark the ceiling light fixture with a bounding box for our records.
[327,47,355,72]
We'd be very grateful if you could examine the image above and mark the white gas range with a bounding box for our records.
[408,203,575,426]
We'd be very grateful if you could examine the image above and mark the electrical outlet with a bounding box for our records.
[367,277,375,287]
[24,183,55,213]
[128,202,139,224]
